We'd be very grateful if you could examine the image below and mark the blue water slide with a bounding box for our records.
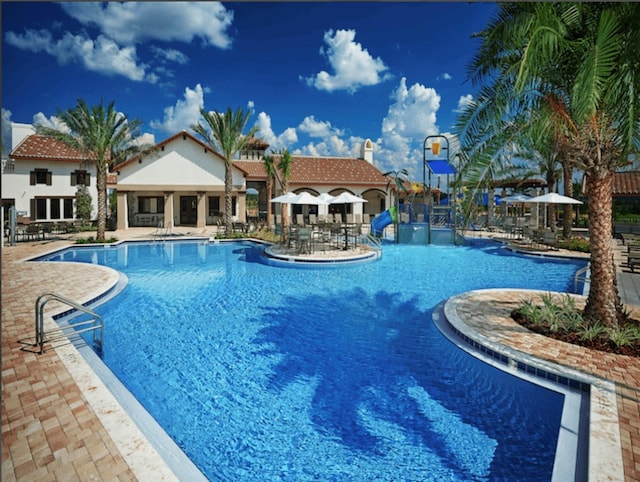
[370,207,396,237]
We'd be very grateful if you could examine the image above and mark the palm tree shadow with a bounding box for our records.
[254,287,457,456]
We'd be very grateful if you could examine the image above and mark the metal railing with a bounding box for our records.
[574,265,590,294]
[19,292,103,354]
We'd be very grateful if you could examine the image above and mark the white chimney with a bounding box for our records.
[361,138,373,164]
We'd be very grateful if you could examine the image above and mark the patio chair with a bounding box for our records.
[296,214,304,226]
[542,231,558,250]
[297,227,311,254]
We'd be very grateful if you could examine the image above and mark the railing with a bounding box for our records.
[574,265,590,294]
[153,220,172,242]
[19,292,103,354]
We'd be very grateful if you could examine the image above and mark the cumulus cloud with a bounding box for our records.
[32,112,72,133]
[382,77,440,141]
[150,46,189,65]
[455,94,474,112]
[437,73,452,81]
[60,2,234,48]
[297,116,344,138]
[5,29,151,82]
[255,112,298,151]
[150,84,205,134]
[304,29,390,93]
[373,78,442,175]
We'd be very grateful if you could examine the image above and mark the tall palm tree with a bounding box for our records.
[192,107,258,234]
[276,149,294,241]
[262,153,276,228]
[36,99,143,242]
[456,2,640,327]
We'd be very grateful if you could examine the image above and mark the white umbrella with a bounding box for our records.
[529,192,582,230]
[317,193,335,203]
[290,192,328,205]
[528,192,583,204]
[270,192,299,203]
[501,193,532,204]
[329,192,368,204]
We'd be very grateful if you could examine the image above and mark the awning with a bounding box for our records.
[426,160,456,175]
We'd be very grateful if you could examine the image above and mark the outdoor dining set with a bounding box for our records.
[270,191,370,255]
[277,213,370,255]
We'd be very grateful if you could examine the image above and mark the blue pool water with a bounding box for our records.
[41,240,587,481]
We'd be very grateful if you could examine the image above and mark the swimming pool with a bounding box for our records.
[41,239,587,480]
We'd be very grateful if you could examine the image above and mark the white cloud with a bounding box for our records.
[382,77,440,141]
[369,78,442,176]
[32,112,72,133]
[304,29,390,93]
[455,94,474,112]
[437,73,452,81]
[61,2,234,48]
[150,46,189,65]
[132,132,156,147]
[254,112,298,151]
[5,29,150,82]
[150,84,205,134]
[297,116,344,138]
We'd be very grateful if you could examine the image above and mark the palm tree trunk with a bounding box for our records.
[562,162,574,238]
[583,172,624,327]
[96,163,107,242]
[266,177,273,228]
[224,163,233,234]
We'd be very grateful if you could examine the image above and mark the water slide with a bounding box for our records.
[370,206,397,237]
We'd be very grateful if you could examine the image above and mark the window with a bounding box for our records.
[35,199,47,219]
[208,196,221,217]
[63,199,74,219]
[30,169,52,185]
[138,196,164,214]
[71,170,91,186]
[50,198,61,219]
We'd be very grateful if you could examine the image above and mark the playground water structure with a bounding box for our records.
[370,202,461,245]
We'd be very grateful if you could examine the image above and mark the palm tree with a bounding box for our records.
[192,107,258,234]
[262,153,276,228]
[36,99,143,242]
[276,149,294,242]
[456,3,640,327]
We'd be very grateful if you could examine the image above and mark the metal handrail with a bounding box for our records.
[574,265,590,294]
[19,292,103,354]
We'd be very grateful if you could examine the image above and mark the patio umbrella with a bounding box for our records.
[529,192,582,229]
[270,192,299,203]
[528,192,583,205]
[289,192,328,205]
[317,193,335,203]
[501,194,531,217]
[501,193,532,204]
[329,192,367,204]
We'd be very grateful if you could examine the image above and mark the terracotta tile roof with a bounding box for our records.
[286,156,387,187]
[234,156,388,187]
[9,134,93,162]
[233,160,267,180]
[614,171,640,196]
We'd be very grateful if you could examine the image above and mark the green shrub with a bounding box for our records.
[557,237,590,253]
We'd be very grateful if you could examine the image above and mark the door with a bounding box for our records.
[180,196,197,225]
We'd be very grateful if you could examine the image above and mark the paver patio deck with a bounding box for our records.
[2,228,639,481]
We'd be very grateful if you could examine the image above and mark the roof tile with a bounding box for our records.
[10,134,93,162]
[614,171,640,196]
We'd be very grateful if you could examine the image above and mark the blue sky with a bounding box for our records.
[2,2,498,176]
